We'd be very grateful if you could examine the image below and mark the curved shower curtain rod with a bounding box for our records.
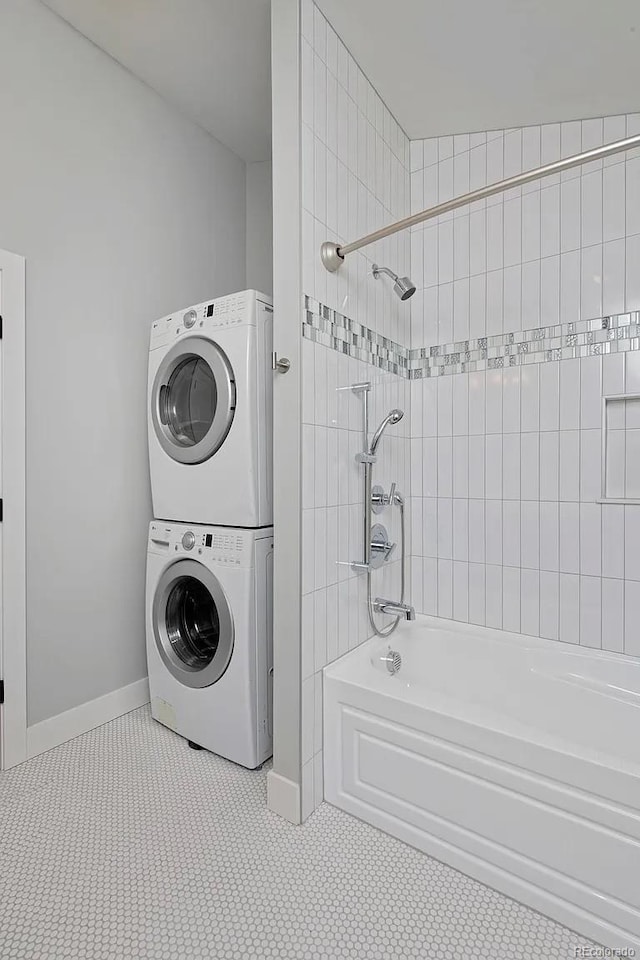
[320,133,640,273]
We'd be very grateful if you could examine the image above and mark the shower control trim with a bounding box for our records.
[371,483,397,514]
[370,523,396,569]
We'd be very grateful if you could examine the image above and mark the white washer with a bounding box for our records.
[148,290,273,527]
[145,520,273,769]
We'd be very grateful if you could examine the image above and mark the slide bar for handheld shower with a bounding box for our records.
[320,133,640,272]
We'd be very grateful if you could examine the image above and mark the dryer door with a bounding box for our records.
[153,559,234,688]
[151,337,235,464]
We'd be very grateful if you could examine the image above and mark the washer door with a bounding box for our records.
[153,559,234,688]
[151,337,235,465]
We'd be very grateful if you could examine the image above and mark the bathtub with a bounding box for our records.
[323,615,640,951]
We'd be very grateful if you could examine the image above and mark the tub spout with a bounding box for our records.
[373,598,415,621]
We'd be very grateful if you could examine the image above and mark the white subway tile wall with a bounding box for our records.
[300,0,411,817]
[409,115,640,655]
[301,0,410,343]
[410,117,640,348]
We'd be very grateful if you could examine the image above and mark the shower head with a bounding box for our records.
[369,408,404,456]
[394,276,417,300]
[372,264,416,301]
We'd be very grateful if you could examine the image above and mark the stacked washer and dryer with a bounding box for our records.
[145,291,274,768]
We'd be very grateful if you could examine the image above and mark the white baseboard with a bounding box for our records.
[26,677,150,760]
[267,770,301,824]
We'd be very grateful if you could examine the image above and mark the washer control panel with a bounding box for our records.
[149,522,268,567]
[195,529,246,565]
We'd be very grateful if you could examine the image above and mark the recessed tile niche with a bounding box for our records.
[602,394,640,502]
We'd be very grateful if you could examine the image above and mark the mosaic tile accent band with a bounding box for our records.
[303,296,408,376]
[303,295,640,379]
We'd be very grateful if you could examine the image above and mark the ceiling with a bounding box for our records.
[40,0,272,162]
[40,0,640,160]
[316,0,640,139]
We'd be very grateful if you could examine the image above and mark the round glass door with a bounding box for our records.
[164,356,217,447]
[153,560,234,688]
[152,338,235,465]
[165,576,219,668]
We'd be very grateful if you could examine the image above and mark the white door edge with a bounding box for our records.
[0,248,26,769]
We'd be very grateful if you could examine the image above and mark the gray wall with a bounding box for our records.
[0,0,247,725]
[246,161,273,295]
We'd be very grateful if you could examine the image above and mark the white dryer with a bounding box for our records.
[145,520,273,769]
[148,290,273,527]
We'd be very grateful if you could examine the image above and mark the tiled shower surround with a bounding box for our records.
[299,0,640,819]
[409,115,640,654]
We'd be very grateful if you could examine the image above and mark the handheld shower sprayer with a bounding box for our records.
[369,409,404,456]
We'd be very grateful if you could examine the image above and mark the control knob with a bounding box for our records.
[181,531,196,551]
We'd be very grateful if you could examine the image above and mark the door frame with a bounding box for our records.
[0,249,26,769]
[267,0,303,823]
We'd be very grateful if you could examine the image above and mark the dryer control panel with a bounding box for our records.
[149,290,273,348]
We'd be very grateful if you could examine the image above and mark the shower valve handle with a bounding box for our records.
[369,523,396,568]
[371,537,396,563]
[371,482,399,512]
